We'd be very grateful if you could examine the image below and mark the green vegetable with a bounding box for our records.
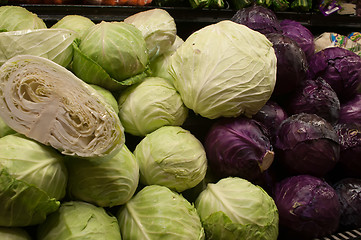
[231,0,252,9]
[51,15,95,38]
[134,126,207,192]
[189,0,225,9]
[0,227,31,240]
[124,9,177,61]
[38,201,122,240]
[195,177,279,240]
[0,116,15,138]
[168,20,277,119]
[66,144,139,207]
[0,134,65,226]
[272,0,290,11]
[0,6,46,32]
[72,21,150,91]
[150,35,184,81]
[118,77,188,136]
[0,55,125,159]
[0,28,77,68]
[117,185,205,240]
[290,0,312,11]
[90,84,119,115]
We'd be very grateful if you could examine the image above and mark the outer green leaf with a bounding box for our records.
[0,28,77,68]
[0,116,15,138]
[0,55,125,159]
[38,201,122,240]
[0,134,67,200]
[117,185,205,240]
[51,15,95,37]
[0,168,59,227]
[0,6,46,32]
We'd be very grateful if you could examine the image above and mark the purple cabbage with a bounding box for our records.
[338,93,361,125]
[204,117,274,182]
[280,19,315,60]
[266,33,308,96]
[308,47,361,102]
[230,5,282,35]
[252,100,288,143]
[274,113,340,177]
[333,178,361,229]
[275,175,341,239]
[286,77,340,124]
[334,122,361,177]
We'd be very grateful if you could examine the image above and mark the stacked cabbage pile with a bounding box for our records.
[0,4,359,240]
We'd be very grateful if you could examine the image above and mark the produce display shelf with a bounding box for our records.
[317,228,361,240]
[13,4,361,36]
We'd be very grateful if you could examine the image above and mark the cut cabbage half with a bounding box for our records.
[0,55,125,159]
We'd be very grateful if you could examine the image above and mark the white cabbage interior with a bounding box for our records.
[0,55,124,158]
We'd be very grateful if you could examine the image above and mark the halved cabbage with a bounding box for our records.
[0,55,125,159]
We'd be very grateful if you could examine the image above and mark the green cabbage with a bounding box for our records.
[91,84,119,115]
[0,116,15,138]
[134,126,207,192]
[169,20,277,119]
[118,76,188,136]
[38,201,122,240]
[0,134,66,226]
[150,35,184,81]
[124,8,177,61]
[0,55,125,159]
[0,28,77,68]
[50,15,95,37]
[66,144,139,207]
[195,177,279,240]
[0,6,46,32]
[72,21,150,91]
[117,185,205,240]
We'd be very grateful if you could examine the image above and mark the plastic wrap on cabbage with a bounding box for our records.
[118,77,188,136]
[134,126,207,192]
[286,77,340,124]
[0,227,31,240]
[117,185,205,240]
[37,201,122,240]
[0,28,78,68]
[266,33,308,96]
[274,113,340,177]
[0,134,68,226]
[169,20,276,119]
[334,122,361,177]
[72,21,150,91]
[124,8,177,61]
[231,5,282,35]
[0,55,125,159]
[333,178,361,229]
[274,175,341,239]
[66,144,139,207]
[0,5,46,32]
[204,117,274,182]
[50,15,95,37]
[150,35,184,81]
[338,93,361,125]
[195,177,279,240]
[308,47,361,102]
[280,19,315,60]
